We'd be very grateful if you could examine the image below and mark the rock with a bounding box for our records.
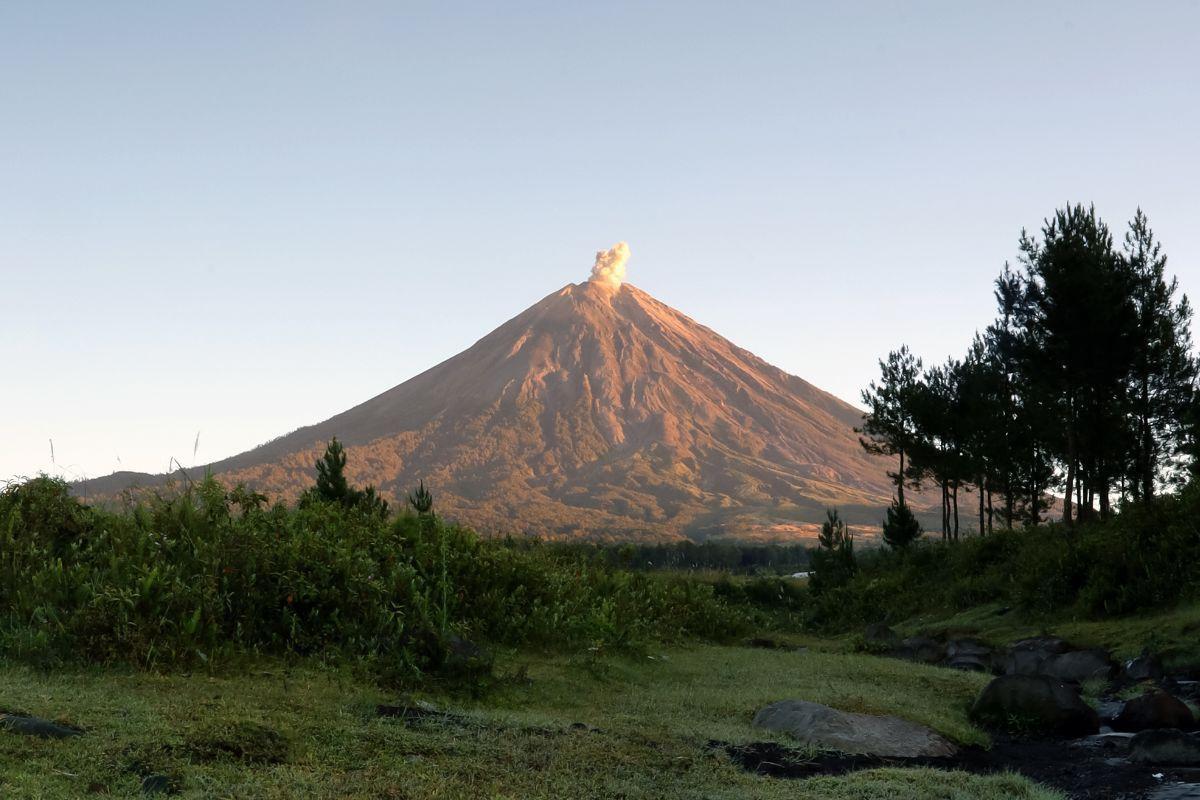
[1095,699,1126,723]
[970,674,1100,737]
[944,639,998,673]
[946,637,993,660]
[1168,679,1200,702]
[1011,636,1071,655]
[752,699,957,758]
[1128,728,1200,765]
[946,655,991,673]
[863,623,900,650]
[1070,731,1135,753]
[1114,691,1196,732]
[0,713,83,739]
[1041,649,1115,684]
[1004,648,1051,676]
[1125,650,1166,683]
[895,635,945,664]
[1149,784,1200,799]
[1003,637,1069,676]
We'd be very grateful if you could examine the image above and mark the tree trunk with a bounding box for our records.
[1063,429,1076,525]
[952,482,959,541]
[986,482,994,533]
[941,480,949,540]
[897,450,906,508]
[1141,374,1154,502]
[978,476,985,535]
[1029,473,1040,527]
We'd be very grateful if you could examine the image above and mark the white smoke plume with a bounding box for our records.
[589,241,630,289]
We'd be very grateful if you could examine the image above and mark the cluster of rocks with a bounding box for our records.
[865,624,1122,682]
[864,623,1200,776]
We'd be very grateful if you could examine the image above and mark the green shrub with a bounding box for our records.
[0,476,753,675]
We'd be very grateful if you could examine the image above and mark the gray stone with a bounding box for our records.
[1011,636,1071,655]
[1125,651,1166,683]
[1148,784,1200,800]
[971,674,1100,736]
[752,699,957,758]
[946,655,991,673]
[1041,649,1115,684]
[1004,637,1068,676]
[1129,729,1200,765]
[1004,647,1050,676]
[1095,699,1126,722]
[946,638,993,660]
[896,635,945,664]
[0,713,83,739]
[1071,731,1135,753]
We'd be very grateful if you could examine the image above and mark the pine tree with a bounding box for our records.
[314,437,351,504]
[407,480,434,515]
[810,508,856,593]
[1017,205,1138,522]
[859,347,923,509]
[307,438,389,516]
[882,497,921,549]
[1123,209,1197,499]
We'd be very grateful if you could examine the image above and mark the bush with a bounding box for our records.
[799,486,1200,632]
[0,476,755,676]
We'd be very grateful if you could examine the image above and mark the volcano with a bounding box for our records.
[84,245,900,542]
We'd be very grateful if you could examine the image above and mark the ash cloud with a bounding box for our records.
[589,242,630,289]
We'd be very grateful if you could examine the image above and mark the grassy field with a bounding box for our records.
[0,644,1060,800]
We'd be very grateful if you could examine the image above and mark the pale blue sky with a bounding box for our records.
[3,1,1198,481]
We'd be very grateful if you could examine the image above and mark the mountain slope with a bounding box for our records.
[83,275,901,542]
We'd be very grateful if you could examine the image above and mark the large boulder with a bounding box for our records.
[1125,650,1165,684]
[1004,637,1070,676]
[945,638,997,673]
[946,655,992,673]
[1128,729,1200,765]
[1114,691,1196,732]
[970,675,1100,737]
[1003,639,1114,684]
[1041,649,1115,684]
[946,638,993,660]
[752,700,957,758]
[895,635,945,665]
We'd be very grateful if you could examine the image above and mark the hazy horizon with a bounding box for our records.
[4,1,1199,481]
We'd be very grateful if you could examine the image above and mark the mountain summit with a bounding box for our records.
[86,247,898,541]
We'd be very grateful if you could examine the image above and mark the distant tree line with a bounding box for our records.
[528,539,810,574]
[859,205,1197,539]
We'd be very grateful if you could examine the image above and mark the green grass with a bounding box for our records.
[897,600,1200,666]
[0,645,1057,799]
